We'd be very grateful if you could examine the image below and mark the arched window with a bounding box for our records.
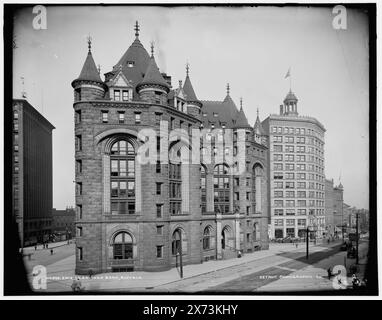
[203,226,212,250]
[253,222,260,241]
[221,226,232,250]
[110,140,135,214]
[213,164,230,214]
[171,228,187,256]
[201,165,207,213]
[113,232,133,259]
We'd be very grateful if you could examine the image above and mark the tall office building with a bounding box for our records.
[262,90,326,240]
[12,99,55,246]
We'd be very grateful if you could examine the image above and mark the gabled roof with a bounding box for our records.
[234,106,250,128]
[74,51,102,83]
[183,75,198,102]
[138,56,170,91]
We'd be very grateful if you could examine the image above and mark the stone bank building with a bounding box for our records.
[72,23,269,274]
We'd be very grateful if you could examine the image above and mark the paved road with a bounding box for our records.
[152,242,344,293]
[205,240,368,292]
[23,243,75,273]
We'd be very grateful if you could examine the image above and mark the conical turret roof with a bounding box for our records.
[73,51,103,84]
[183,75,198,102]
[254,112,266,135]
[138,56,170,91]
[234,106,250,128]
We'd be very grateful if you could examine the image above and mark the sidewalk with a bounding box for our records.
[31,240,342,292]
[23,239,74,252]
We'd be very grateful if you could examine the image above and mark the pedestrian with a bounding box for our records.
[50,249,53,255]
[352,274,361,289]
[295,242,298,249]
[71,277,82,292]
[34,245,37,251]
[327,267,332,280]
[46,244,49,249]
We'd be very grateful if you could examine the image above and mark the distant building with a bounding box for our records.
[332,183,344,230]
[262,90,326,240]
[324,178,335,237]
[52,207,75,238]
[12,99,55,246]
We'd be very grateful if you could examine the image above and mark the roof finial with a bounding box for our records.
[134,21,140,39]
[150,41,154,58]
[240,97,243,110]
[186,62,190,77]
[226,83,230,96]
[87,34,92,52]
[257,108,259,117]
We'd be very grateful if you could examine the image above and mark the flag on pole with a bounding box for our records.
[285,67,291,79]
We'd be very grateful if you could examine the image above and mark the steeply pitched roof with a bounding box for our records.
[234,106,250,128]
[254,114,266,135]
[75,51,102,83]
[183,75,198,102]
[200,94,240,128]
[138,56,170,90]
[111,38,151,98]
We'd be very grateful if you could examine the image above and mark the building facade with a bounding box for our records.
[324,178,335,237]
[262,91,326,240]
[12,99,55,246]
[72,23,269,274]
[52,207,76,238]
[332,183,344,230]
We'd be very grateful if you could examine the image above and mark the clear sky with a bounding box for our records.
[12,5,369,210]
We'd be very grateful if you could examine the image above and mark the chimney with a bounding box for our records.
[279,105,284,115]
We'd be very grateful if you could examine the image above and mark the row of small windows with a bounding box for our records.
[273,154,324,166]
[273,172,325,182]
[271,126,324,139]
[273,190,325,198]
[273,181,325,190]
[273,145,324,156]
[274,219,307,226]
[274,208,325,216]
[274,200,325,207]
[75,110,194,134]
[273,163,324,173]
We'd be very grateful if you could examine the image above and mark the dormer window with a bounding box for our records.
[213,112,218,118]
[114,90,121,101]
[127,61,135,67]
[202,113,207,117]
[122,90,132,101]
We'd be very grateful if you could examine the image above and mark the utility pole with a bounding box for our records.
[306,228,309,260]
[356,212,359,264]
[341,196,345,243]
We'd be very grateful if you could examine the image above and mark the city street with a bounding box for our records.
[23,239,369,293]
